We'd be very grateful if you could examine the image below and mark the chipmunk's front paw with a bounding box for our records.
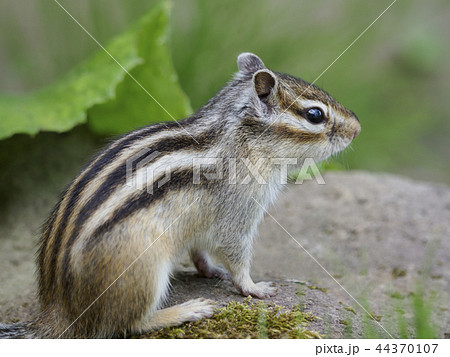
[239,281,277,299]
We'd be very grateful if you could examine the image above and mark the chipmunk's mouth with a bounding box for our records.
[327,134,353,157]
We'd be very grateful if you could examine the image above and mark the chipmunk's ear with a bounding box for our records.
[237,52,265,74]
[253,69,277,103]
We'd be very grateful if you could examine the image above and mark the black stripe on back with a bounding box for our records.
[89,168,198,246]
[57,122,225,302]
[65,125,220,255]
[60,167,206,306]
[47,117,200,294]
[53,117,200,244]
[71,128,218,244]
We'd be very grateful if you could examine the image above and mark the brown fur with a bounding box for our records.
[1,53,360,338]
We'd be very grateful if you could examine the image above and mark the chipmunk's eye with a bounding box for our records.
[305,108,325,124]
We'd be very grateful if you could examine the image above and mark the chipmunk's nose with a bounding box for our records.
[352,118,361,139]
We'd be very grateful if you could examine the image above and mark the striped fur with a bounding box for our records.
[1,52,360,338]
[0,323,29,339]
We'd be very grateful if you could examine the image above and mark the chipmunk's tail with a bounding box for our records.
[0,322,37,339]
[0,307,61,338]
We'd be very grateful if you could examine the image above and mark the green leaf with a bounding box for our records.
[88,2,192,135]
[0,1,191,141]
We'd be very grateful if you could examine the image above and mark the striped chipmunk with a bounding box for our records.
[0,52,360,338]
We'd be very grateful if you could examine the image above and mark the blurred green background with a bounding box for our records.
[0,0,449,183]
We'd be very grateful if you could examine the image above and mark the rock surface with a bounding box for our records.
[252,171,450,338]
[0,170,449,338]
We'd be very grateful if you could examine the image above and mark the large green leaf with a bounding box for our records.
[87,2,192,135]
[0,1,191,141]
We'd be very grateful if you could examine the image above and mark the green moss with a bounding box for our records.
[369,311,382,322]
[344,306,357,315]
[141,297,321,339]
[338,301,357,315]
[307,285,328,294]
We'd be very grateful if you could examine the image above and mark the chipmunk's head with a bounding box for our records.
[236,52,361,161]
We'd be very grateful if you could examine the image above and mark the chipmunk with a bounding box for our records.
[0,52,360,338]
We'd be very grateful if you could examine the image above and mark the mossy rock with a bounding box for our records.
[141,297,320,339]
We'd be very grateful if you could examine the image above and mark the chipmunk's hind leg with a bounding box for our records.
[132,252,216,334]
[191,249,230,280]
[138,298,216,332]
